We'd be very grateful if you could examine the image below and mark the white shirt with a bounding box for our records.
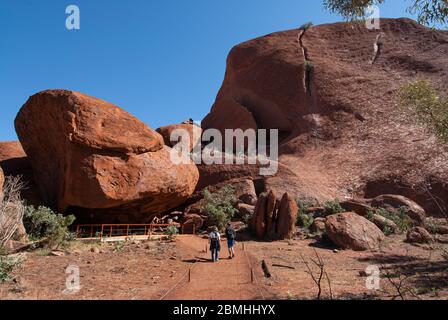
[209,231,221,241]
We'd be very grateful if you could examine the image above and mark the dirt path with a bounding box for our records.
[162,235,265,300]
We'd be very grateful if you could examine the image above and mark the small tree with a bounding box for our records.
[0,176,26,249]
[202,186,238,231]
[23,206,75,249]
[399,80,448,144]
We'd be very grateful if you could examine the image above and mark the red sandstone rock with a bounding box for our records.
[325,212,385,251]
[14,90,199,220]
[202,18,448,214]
[156,121,202,151]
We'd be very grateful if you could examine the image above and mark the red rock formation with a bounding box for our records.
[15,90,199,221]
[251,191,297,240]
[157,120,202,151]
[202,18,448,214]
[325,212,385,251]
[0,141,42,206]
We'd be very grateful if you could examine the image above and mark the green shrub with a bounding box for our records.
[304,60,314,73]
[165,226,179,239]
[23,206,76,249]
[324,199,345,215]
[0,255,23,282]
[399,80,448,144]
[374,207,412,233]
[202,186,238,231]
[299,22,313,30]
[297,213,315,231]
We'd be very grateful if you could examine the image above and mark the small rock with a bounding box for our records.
[333,249,340,253]
[90,247,100,253]
[50,251,65,257]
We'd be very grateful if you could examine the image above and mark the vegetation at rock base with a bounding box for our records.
[23,206,75,249]
[399,80,448,144]
[367,207,413,233]
[202,186,238,231]
[324,199,345,215]
[0,255,23,282]
[323,0,448,26]
[165,226,179,240]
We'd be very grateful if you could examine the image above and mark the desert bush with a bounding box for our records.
[304,60,314,73]
[0,255,23,282]
[0,176,26,249]
[324,199,345,215]
[165,226,179,239]
[376,207,412,233]
[23,206,75,249]
[297,213,315,231]
[202,186,237,231]
[299,22,313,30]
[399,80,448,144]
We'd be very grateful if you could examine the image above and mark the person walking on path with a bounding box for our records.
[209,226,221,262]
[225,222,236,259]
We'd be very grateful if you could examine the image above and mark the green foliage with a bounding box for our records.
[202,186,238,231]
[324,199,345,214]
[373,207,413,233]
[304,60,314,73]
[23,206,76,248]
[297,213,315,231]
[299,22,314,30]
[323,0,448,26]
[165,226,179,239]
[0,255,22,282]
[399,80,448,143]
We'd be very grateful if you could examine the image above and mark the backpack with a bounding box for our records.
[226,227,235,240]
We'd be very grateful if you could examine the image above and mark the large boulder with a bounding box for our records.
[156,120,202,151]
[14,90,199,222]
[370,195,426,226]
[202,18,448,215]
[325,212,385,251]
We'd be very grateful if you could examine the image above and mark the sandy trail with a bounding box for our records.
[163,235,265,300]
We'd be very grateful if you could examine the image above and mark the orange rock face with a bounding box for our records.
[202,18,448,214]
[15,90,199,220]
[0,141,42,206]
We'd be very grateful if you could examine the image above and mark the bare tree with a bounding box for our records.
[300,249,333,300]
[0,176,26,248]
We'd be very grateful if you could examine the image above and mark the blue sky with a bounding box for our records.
[0,0,416,141]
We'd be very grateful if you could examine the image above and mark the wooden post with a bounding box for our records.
[144,225,147,236]
[188,269,191,283]
[262,260,272,278]
[90,226,93,238]
[110,225,113,238]
[100,225,104,241]
[76,225,80,237]
[251,269,254,283]
[126,225,129,236]
[242,243,245,251]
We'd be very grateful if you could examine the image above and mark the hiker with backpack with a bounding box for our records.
[225,222,236,259]
[209,226,221,262]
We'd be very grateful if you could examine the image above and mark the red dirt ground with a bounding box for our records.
[0,234,447,300]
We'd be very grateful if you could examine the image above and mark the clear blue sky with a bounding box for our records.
[0,0,415,141]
